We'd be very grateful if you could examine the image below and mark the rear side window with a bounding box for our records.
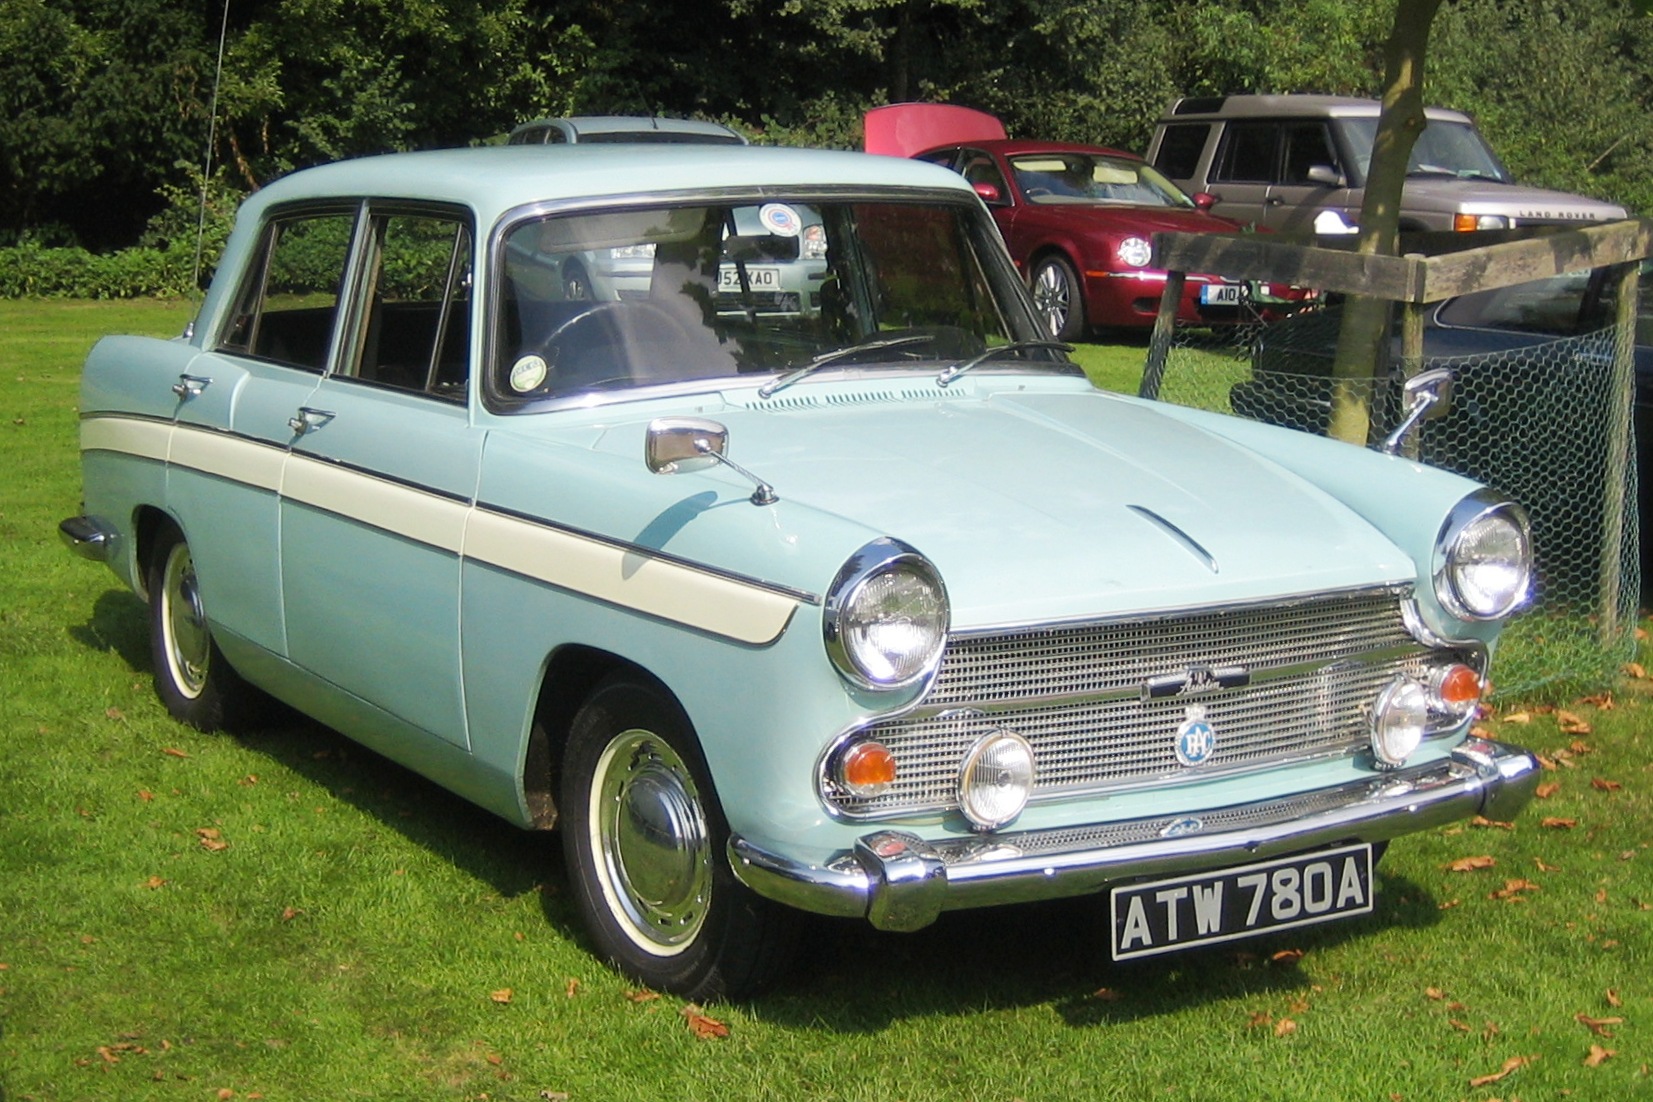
[1213,122,1278,184]
[218,210,358,372]
[1153,124,1210,182]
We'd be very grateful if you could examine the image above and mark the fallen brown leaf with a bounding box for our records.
[1449,1018,1472,1032]
[624,989,661,1004]
[1535,782,1561,799]
[489,989,513,1005]
[1541,817,1578,830]
[1468,1054,1533,1087]
[1270,949,1305,965]
[161,747,189,758]
[141,876,166,890]
[1623,662,1647,679]
[564,978,580,998]
[1607,989,1623,1009]
[1502,710,1533,724]
[1448,855,1497,872]
[1425,987,1447,1000]
[1490,878,1541,901]
[1274,1018,1297,1037]
[1591,777,1623,792]
[196,828,229,852]
[1576,1013,1624,1038]
[1246,1010,1273,1029]
[1584,1044,1616,1068]
[1558,711,1593,734]
[280,907,302,921]
[1471,816,1515,830]
[1535,858,1562,872]
[682,1003,729,1039]
[1089,987,1121,1001]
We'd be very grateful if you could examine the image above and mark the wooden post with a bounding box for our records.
[1139,270,1185,400]
[1598,261,1639,642]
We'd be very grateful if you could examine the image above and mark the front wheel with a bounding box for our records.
[147,523,256,731]
[560,674,797,1000]
[1030,254,1086,342]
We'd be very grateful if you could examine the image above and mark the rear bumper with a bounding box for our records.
[729,736,1539,932]
[59,515,117,563]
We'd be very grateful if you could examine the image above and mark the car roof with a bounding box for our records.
[508,115,747,145]
[1160,94,1474,125]
[243,145,977,226]
[920,138,1141,162]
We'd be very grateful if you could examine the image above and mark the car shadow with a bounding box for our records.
[756,866,1440,1029]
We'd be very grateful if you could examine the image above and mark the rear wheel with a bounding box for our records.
[1030,254,1086,342]
[560,674,797,1000]
[147,524,255,731]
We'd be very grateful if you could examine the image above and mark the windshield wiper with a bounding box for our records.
[758,333,936,398]
[935,340,1073,387]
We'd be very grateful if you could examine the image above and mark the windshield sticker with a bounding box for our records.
[759,203,802,237]
[509,354,549,392]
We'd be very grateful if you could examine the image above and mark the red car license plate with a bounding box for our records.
[1110,843,1374,961]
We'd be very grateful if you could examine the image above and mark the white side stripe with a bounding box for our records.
[80,415,800,645]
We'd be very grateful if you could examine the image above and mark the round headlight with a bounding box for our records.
[958,730,1035,830]
[1117,236,1153,268]
[1371,677,1427,768]
[825,539,949,690]
[1436,496,1532,620]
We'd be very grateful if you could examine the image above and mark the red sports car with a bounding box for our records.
[867,104,1298,339]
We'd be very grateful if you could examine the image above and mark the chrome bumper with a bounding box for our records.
[730,737,1540,932]
[59,515,116,563]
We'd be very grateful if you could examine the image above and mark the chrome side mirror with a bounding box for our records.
[645,417,777,506]
[646,416,728,474]
[1380,367,1454,456]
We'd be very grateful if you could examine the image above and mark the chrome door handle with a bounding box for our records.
[287,407,336,435]
[172,374,212,399]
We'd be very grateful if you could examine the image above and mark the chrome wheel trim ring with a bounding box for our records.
[589,728,712,955]
[1032,261,1070,336]
[160,543,210,699]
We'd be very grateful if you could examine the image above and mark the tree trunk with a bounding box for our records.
[1326,0,1444,445]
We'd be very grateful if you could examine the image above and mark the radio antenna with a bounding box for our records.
[190,0,233,314]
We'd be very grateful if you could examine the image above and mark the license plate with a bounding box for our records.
[719,265,781,291]
[1200,283,1245,306]
[1109,843,1373,961]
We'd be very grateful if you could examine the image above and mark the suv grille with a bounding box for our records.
[830,588,1431,818]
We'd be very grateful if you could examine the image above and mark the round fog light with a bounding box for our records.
[958,730,1035,830]
[1371,678,1428,768]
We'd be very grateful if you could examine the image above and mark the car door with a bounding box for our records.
[1262,121,1358,233]
[1204,121,1277,226]
[276,205,483,749]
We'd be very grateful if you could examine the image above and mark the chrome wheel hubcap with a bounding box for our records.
[590,729,711,953]
[1033,263,1070,336]
[161,544,210,698]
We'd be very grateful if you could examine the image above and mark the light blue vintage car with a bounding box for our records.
[62,143,1540,999]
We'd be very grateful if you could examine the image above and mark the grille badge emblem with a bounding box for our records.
[1144,664,1250,700]
[1175,705,1217,767]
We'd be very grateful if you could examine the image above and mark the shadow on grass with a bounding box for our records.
[68,588,1452,1025]
[755,864,1441,1030]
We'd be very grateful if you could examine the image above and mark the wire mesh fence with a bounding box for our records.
[1143,304,1641,697]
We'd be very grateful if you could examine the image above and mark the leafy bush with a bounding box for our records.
[0,240,202,299]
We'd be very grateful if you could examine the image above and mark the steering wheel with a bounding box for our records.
[535,301,697,391]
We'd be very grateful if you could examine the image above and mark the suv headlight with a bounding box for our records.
[1435,493,1532,620]
[825,539,949,690]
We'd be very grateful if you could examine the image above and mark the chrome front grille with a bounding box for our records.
[831,588,1430,818]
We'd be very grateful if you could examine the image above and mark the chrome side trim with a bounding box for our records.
[1126,504,1219,574]
[735,736,1541,930]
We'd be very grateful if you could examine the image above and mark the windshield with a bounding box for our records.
[493,197,1064,406]
[1008,153,1195,208]
[1334,118,1512,185]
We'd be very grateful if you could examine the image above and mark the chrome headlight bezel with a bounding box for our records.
[1116,236,1153,268]
[1434,493,1533,621]
[824,538,950,691]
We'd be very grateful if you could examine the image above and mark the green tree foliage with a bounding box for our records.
[1,0,1649,258]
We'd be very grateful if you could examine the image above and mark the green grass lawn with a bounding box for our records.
[1,300,1648,1100]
